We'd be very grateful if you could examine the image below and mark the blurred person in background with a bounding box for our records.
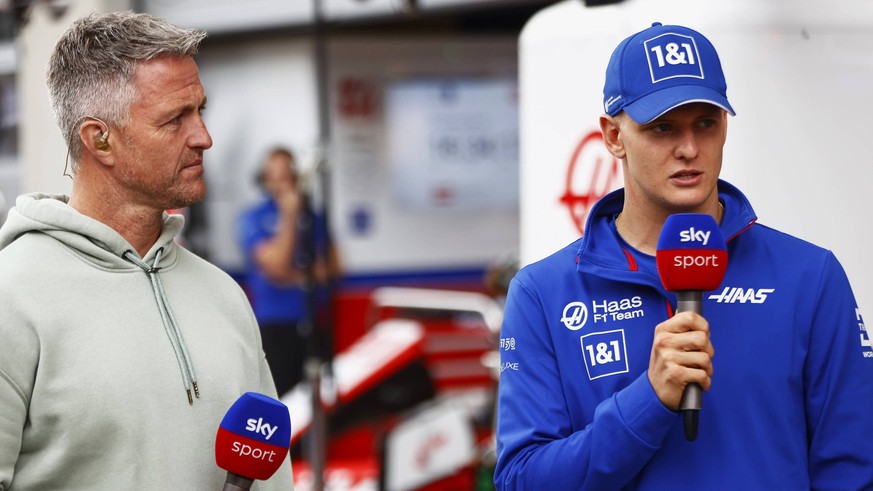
[238,146,340,397]
[0,11,292,489]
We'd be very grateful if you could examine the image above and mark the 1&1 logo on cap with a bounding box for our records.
[644,33,704,83]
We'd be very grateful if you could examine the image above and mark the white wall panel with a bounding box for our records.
[144,0,312,33]
[328,36,520,273]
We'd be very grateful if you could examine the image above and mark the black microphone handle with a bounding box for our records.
[222,472,254,491]
[676,290,703,441]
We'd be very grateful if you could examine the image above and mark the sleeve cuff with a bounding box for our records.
[613,371,677,447]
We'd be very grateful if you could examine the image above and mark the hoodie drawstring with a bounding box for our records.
[123,248,200,404]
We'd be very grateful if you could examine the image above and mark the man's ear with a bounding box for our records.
[599,114,626,160]
[79,119,113,161]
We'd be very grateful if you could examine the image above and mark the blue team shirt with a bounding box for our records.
[237,199,329,325]
[495,180,873,490]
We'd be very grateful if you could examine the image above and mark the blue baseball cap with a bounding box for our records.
[603,22,735,124]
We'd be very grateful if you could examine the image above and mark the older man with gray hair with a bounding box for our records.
[0,11,293,490]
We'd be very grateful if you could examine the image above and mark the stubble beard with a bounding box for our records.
[119,143,207,211]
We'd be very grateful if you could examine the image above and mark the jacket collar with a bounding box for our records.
[576,179,757,287]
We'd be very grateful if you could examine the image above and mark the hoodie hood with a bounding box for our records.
[0,192,202,404]
[0,193,185,266]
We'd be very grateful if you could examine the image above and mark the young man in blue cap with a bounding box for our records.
[494,22,873,490]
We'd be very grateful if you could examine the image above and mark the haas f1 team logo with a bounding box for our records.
[560,131,622,234]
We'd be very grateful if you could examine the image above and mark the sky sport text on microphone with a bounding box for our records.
[656,214,727,292]
[215,392,291,486]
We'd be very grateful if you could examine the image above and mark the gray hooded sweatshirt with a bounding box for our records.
[0,194,294,490]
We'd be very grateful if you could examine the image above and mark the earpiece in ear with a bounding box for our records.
[95,132,110,151]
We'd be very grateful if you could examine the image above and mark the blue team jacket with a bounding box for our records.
[495,180,873,490]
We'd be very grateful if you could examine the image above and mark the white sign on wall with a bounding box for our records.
[385,77,519,211]
[329,37,521,273]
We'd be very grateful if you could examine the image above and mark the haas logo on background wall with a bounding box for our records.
[560,130,623,234]
[338,77,377,119]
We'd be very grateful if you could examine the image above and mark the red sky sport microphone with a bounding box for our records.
[655,213,728,442]
[215,392,291,490]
